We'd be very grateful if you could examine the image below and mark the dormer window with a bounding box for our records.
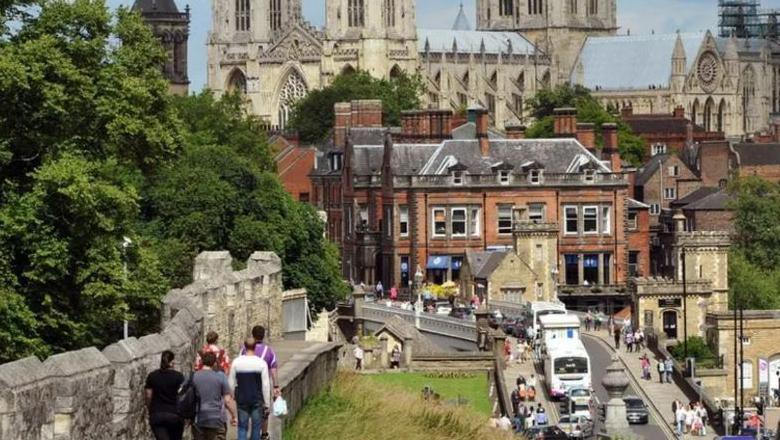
[583,169,596,182]
[529,169,543,185]
[452,171,464,185]
[499,170,511,185]
[329,152,343,172]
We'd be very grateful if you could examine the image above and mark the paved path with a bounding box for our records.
[504,345,560,425]
[584,329,718,440]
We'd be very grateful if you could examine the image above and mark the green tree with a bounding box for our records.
[525,84,645,166]
[289,70,424,144]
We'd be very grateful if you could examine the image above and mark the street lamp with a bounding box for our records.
[682,246,688,365]
[551,267,559,301]
[121,236,133,340]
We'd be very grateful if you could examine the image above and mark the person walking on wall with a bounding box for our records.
[192,352,238,440]
[229,338,271,440]
[195,331,231,374]
[145,351,185,440]
[240,326,281,440]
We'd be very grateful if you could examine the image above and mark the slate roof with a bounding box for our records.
[451,122,505,140]
[452,4,472,31]
[574,33,704,90]
[682,189,733,211]
[350,128,387,146]
[132,0,181,13]
[466,250,508,279]
[670,187,720,209]
[418,29,538,55]
[635,154,670,186]
[734,143,780,166]
[419,139,608,175]
[374,315,441,355]
[627,198,650,210]
[623,116,704,135]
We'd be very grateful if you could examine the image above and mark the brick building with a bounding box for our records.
[272,135,317,202]
[312,101,651,309]
[620,105,724,161]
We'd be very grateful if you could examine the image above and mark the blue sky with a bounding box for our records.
[110,0,780,92]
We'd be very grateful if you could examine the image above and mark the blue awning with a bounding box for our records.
[427,255,451,270]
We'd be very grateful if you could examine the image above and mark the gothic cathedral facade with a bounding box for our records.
[134,0,190,95]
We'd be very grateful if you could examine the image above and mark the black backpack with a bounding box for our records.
[177,374,199,420]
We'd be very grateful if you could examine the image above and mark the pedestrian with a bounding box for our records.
[664,357,674,383]
[229,338,271,440]
[534,406,548,426]
[613,326,621,349]
[192,352,238,440]
[391,345,402,369]
[503,338,512,364]
[389,285,398,301]
[240,326,280,440]
[698,403,708,436]
[513,409,525,434]
[675,401,685,435]
[145,350,185,440]
[636,328,645,349]
[657,359,665,383]
[195,331,231,373]
[685,404,694,434]
[516,375,526,386]
[353,343,364,371]
[375,281,384,300]
[585,311,592,331]
[528,374,537,390]
[625,331,634,353]
[517,339,526,364]
[511,385,523,415]
[640,354,650,380]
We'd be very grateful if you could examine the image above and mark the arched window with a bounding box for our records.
[341,64,356,76]
[270,0,282,32]
[383,0,395,27]
[691,99,700,126]
[541,71,551,89]
[348,0,365,27]
[743,66,756,132]
[704,98,714,131]
[226,69,247,95]
[569,0,577,14]
[518,71,525,91]
[278,70,308,130]
[718,99,726,132]
[528,0,544,15]
[173,32,187,76]
[587,0,598,16]
[390,65,403,79]
[235,0,250,31]
[462,71,470,90]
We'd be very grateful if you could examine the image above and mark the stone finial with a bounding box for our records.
[602,356,630,399]
[193,251,232,281]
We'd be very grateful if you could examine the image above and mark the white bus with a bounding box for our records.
[544,339,592,400]
[524,301,567,339]
[539,314,581,351]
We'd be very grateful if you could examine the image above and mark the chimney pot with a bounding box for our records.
[475,108,490,156]
[601,122,621,172]
[506,125,526,140]
[553,107,577,137]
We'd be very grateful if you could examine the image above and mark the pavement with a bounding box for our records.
[504,346,561,425]
[583,328,719,440]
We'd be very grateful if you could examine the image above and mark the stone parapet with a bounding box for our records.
[0,250,293,440]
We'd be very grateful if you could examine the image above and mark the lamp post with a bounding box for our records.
[551,266,559,301]
[121,236,132,340]
[414,266,424,329]
[682,246,688,364]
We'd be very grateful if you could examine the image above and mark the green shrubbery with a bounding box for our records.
[669,336,718,369]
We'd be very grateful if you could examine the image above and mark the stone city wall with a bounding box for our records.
[0,251,285,440]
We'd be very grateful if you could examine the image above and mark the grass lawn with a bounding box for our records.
[367,372,492,416]
[283,373,512,440]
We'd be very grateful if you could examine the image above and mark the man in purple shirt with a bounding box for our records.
[240,326,279,440]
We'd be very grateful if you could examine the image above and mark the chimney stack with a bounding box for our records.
[620,105,633,118]
[601,122,621,172]
[350,100,383,128]
[553,107,577,137]
[576,123,596,151]
[505,124,526,140]
[475,107,490,156]
[673,105,685,119]
[334,102,352,150]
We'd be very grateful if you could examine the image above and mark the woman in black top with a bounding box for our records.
[145,350,185,440]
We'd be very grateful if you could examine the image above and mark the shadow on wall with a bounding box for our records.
[0,251,283,440]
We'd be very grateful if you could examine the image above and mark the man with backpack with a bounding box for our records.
[229,338,271,440]
[191,352,237,440]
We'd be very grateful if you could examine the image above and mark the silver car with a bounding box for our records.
[556,414,594,439]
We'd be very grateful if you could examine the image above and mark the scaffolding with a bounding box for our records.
[718,0,780,39]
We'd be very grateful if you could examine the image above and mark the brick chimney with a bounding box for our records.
[673,105,685,119]
[351,100,383,128]
[475,107,490,156]
[334,102,352,150]
[505,124,526,139]
[553,107,577,137]
[601,123,621,172]
[620,104,633,118]
[576,123,596,151]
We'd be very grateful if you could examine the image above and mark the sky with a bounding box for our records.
[110,0,780,92]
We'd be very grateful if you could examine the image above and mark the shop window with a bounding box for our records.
[583,254,599,284]
[565,254,579,285]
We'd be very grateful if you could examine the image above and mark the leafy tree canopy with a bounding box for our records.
[288,70,424,144]
[525,84,645,166]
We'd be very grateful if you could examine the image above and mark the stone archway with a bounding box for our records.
[691,99,700,127]
[226,68,247,95]
[277,69,308,130]
[704,97,715,131]
[662,309,678,339]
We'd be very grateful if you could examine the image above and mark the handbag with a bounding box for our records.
[272,396,289,418]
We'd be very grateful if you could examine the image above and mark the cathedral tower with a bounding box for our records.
[133,0,190,95]
[210,0,302,44]
[476,0,617,83]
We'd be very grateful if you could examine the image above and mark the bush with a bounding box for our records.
[669,336,717,368]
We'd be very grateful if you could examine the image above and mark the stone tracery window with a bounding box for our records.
[227,69,247,95]
[235,0,250,31]
[383,0,395,27]
[348,0,365,27]
[528,0,544,15]
[278,70,308,129]
[500,0,514,16]
[587,0,598,16]
[743,66,756,132]
[270,0,282,32]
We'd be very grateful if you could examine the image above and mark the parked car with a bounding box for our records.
[448,307,473,319]
[556,414,594,439]
[524,425,569,440]
[435,301,452,315]
[624,396,649,424]
[500,318,525,337]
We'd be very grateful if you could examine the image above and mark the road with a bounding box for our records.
[581,336,670,439]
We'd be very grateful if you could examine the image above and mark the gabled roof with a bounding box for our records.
[682,189,733,211]
[623,115,705,135]
[418,29,538,55]
[466,250,509,279]
[573,32,705,90]
[627,198,650,210]
[671,187,720,208]
[733,143,780,166]
[132,0,180,13]
[374,316,440,355]
[451,122,504,140]
[635,154,670,186]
